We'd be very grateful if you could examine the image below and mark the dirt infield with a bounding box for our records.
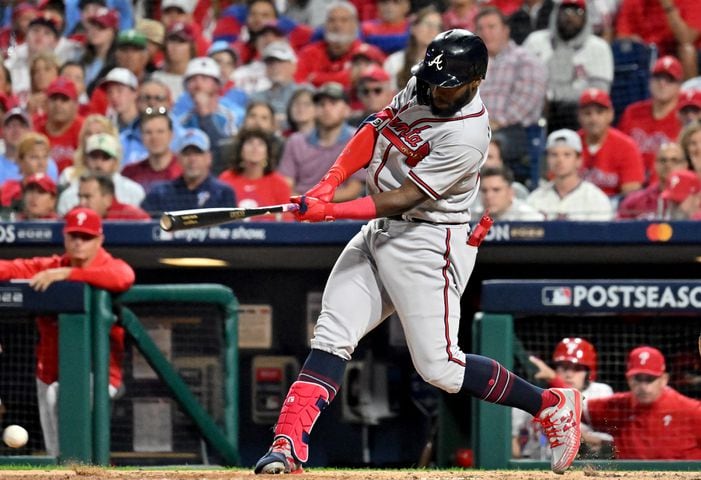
[0,468,700,480]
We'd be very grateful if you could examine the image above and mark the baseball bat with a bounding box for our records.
[159,203,299,231]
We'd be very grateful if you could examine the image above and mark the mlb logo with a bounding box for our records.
[542,287,572,306]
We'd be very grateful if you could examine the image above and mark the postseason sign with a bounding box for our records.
[481,280,701,314]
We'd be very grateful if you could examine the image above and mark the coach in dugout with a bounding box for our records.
[583,346,701,459]
[0,207,134,456]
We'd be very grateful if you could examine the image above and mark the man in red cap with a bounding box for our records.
[677,89,701,126]
[660,169,701,219]
[0,207,135,457]
[618,56,683,183]
[17,173,58,220]
[34,76,85,173]
[577,88,645,196]
[349,65,395,126]
[584,346,701,459]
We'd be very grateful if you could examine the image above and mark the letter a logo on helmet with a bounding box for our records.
[427,53,444,70]
[414,29,488,88]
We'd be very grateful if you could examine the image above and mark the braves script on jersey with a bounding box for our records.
[366,77,491,224]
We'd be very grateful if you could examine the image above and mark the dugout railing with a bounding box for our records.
[0,282,240,467]
[457,279,701,471]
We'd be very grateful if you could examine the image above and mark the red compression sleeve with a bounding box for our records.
[323,122,380,187]
[327,196,377,220]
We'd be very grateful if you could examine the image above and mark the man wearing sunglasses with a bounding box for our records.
[584,346,701,459]
[349,65,395,126]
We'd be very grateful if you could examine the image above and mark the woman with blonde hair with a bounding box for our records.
[59,114,119,186]
[26,52,61,116]
[383,6,443,90]
[679,120,701,175]
[0,132,52,207]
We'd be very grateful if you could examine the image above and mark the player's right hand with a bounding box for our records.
[528,355,556,381]
[291,196,335,222]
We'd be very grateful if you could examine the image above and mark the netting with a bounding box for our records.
[511,314,701,460]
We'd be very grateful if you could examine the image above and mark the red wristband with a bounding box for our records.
[327,196,377,220]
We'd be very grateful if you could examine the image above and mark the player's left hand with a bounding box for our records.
[29,267,72,292]
[291,196,335,222]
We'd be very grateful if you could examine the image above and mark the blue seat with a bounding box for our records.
[610,40,657,124]
[525,120,547,189]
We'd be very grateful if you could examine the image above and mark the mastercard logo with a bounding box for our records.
[646,223,673,242]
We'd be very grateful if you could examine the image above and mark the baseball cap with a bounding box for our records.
[136,18,165,46]
[46,77,78,101]
[207,40,238,60]
[258,21,285,37]
[652,55,683,82]
[262,41,297,63]
[661,170,701,203]
[64,207,103,236]
[184,57,221,84]
[626,346,666,378]
[546,128,582,153]
[161,0,195,13]
[86,133,120,159]
[175,128,210,153]
[351,43,386,65]
[99,67,138,90]
[2,107,30,126]
[13,3,37,20]
[678,89,701,110]
[578,88,612,109]
[24,173,57,195]
[86,7,119,29]
[28,13,60,36]
[117,29,147,49]
[166,22,195,42]
[560,0,586,8]
[359,65,390,83]
[313,82,349,103]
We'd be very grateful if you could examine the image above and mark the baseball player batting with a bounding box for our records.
[255,30,582,475]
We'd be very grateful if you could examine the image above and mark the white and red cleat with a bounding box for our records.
[254,436,304,475]
[537,388,582,474]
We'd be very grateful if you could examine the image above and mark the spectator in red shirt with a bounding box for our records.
[17,173,58,220]
[361,0,411,55]
[617,142,690,219]
[0,3,37,59]
[159,0,210,57]
[442,0,479,32]
[121,109,182,193]
[77,173,151,220]
[677,89,701,127]
[218,128,293,221]
[660,169,701,220]
[0,207,135,457]
[618,56,683,184]
[615,0,701,77]
[577,88,645,197]
[34,76,84,173]
[295,1,377,89]
[584,346,701,459]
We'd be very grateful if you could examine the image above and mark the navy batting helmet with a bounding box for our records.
[414,29,488,88]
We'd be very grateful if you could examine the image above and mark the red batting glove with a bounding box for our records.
[291,196,335,222]
[304,172,340,203]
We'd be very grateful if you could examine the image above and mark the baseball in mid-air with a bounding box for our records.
[3,425,28,448]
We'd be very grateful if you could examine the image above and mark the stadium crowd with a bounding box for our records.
[0,0,699,223]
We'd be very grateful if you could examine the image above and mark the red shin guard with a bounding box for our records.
[274,381,330,463]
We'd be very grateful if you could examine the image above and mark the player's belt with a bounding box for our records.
[386,215,467,226]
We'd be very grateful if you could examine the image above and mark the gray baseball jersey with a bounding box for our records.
[366,76,491,224]
[310,79,492,394]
